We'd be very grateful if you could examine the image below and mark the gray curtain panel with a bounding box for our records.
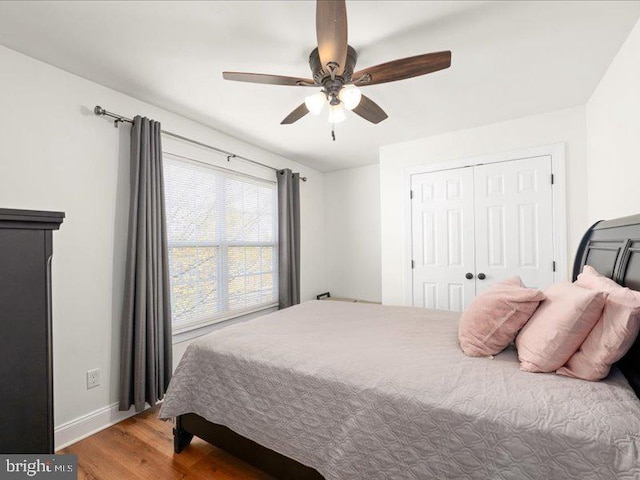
[277,169,301,308]
[119,116,173,412]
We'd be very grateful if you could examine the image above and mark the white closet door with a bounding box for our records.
[411,168,475,311]
[473,156,555,293]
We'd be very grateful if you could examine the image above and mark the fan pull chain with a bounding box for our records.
[331,124,336,141]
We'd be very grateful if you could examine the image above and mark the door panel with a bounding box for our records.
[474,156,554,292]
[411,168,475,310]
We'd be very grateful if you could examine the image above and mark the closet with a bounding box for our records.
[0,208,64,453]
[410,155,556,311]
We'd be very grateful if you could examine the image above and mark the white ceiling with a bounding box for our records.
[0,1,639,172]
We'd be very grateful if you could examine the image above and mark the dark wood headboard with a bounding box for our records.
[573,214,640,396]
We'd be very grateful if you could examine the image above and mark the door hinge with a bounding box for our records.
[410,190,414,200]
[551,174,555,185]
[411,260,415,269]
[552,261,556,272]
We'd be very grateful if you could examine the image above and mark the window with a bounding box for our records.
[163,154,278,333]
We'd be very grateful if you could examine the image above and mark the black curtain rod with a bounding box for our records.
[93,106,307,182]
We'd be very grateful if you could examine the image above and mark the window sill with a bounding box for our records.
[171,303,279,345]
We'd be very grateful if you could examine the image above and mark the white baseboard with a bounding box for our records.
[54,402,143,451]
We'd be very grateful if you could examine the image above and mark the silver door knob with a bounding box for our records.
[477,273,486,280]
[465,272,474,280]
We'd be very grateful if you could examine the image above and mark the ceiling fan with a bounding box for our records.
[222,0,451,136]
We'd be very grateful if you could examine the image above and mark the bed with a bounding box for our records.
[159,215,640,480]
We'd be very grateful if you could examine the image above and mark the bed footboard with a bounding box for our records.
[173,415,194,453]
[173,413,324,480]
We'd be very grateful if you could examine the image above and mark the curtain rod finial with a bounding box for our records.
[94,106,105,116]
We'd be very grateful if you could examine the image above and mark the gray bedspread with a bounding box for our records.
[159,300,640,480]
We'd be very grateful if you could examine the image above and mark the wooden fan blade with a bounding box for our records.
[223,72,316,86]
[316,0,348,75]
[353,51,451,86]
[281,104,310,124]
[352,95,388,124]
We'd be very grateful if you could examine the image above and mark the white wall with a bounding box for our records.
[0,45,327,434]
[380,106,588,305]
[324,164,381,302]
[586,19,640,222]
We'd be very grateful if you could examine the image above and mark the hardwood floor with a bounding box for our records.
[59,407,273,480]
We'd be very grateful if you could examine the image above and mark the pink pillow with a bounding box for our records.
[515,282,607,372]
[458,277,545,357]
[557,265,640,380]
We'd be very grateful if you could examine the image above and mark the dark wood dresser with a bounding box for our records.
[0,209,64,453]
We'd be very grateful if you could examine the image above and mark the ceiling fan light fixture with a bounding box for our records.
[304,91,327,115]
[327,103,346,124]
[338,85,362,110]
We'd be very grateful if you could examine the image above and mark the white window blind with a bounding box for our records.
[163,154,278,333]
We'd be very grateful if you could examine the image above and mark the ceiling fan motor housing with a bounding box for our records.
[309,45,358,97]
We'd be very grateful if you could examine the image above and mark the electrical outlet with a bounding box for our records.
[87,368,100,389]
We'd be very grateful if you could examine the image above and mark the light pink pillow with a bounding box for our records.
[557,265,640,380]
[515,282,607,372]
[458,277,545,357]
